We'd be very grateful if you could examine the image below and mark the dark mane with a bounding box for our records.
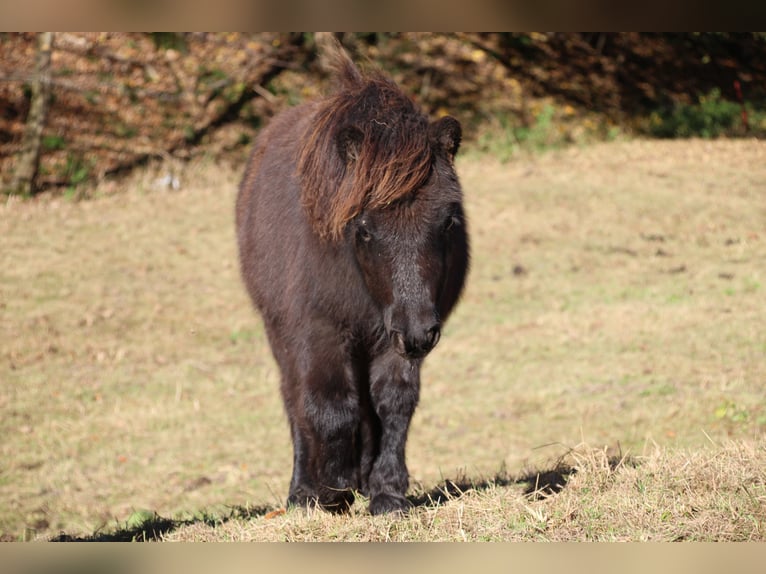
[297,44,433,241]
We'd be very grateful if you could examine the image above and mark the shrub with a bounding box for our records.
[648,88,765,138]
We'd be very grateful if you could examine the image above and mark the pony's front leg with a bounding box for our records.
[295,334,362,513]
[367,350,420,515]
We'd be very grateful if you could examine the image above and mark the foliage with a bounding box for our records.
[41,134,65,150]
[648,88,766,138]
[63,154,91,185]
[3,33,766,195]
[0,32,305,194]
[150,33,188,53]
[474,105,558,162]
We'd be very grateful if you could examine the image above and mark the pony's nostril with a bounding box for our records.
[427,325,441,349]
[390,325,440,358]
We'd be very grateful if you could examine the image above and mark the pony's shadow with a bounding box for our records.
[50,505,274,542]
[50,457,610,541]
[407,465,575,509]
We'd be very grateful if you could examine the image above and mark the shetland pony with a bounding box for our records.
[236,40,469,514]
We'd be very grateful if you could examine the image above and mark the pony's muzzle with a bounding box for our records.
[390,324,441,359]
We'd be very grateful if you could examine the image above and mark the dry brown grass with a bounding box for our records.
[160,440,765,541]
[2,138,765,541]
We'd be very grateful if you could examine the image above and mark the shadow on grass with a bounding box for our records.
[50,505,274,542]
[409,444,630,508]
[51,453,627,541]
[407,466,575,509]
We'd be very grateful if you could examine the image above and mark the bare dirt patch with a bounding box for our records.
[1,139,765,540]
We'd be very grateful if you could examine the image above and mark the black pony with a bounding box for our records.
[236,39,469,515]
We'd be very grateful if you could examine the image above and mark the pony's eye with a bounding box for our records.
[443,215,460,234]
[357,221,373,243]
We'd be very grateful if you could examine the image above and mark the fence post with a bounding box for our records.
[8,32,53,196]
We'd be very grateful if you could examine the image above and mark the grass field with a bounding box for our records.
[1,138,765,541]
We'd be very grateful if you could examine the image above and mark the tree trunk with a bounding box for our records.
[8,32,53,196]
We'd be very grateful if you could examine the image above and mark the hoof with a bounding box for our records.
[287,489,355,514]
[286,486,319,511]
[317,488,355,514]
[369,492,411,516]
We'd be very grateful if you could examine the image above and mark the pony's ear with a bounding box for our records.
[429,116,461,160]
[336,125,364,164]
